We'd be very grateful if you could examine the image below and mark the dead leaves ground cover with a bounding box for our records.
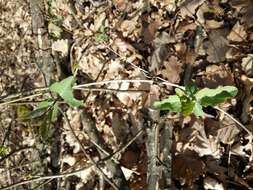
[1,0,253,189]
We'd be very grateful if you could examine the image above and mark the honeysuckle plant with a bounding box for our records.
[153,82,238,117]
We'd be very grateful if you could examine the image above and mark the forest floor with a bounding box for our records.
[1,0,253,190]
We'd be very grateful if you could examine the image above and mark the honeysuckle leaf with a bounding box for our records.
[185,82,198,98]
[196,86,238,107]
[192,101,205,117]
[38,100,59,122]
[181,97,195,116]
[175,88,185,97]
[153,95,181,112]
[49,76,82,107]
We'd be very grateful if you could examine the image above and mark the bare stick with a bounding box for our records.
[58,108,119,190]
[81,112,130,190]
[0,166,92,190]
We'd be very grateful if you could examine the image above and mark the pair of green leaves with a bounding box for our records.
[18,76,82,141]
[153,84,238,117]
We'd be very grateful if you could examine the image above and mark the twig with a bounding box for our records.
[142,108,160,190]
[80,112,130,190]
[0,87,48,101]
[74,87,149,93]
[58,108,119,190]
[73,79,154,89]
[0,166,92,190]
[0,91,48,107]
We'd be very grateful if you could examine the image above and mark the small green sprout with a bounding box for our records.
[0,146,9,156]
[95,27,109,43]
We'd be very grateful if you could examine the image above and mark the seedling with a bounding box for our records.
[95,27,110,43]
[154,82,238,117]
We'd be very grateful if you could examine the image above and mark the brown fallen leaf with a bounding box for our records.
[205,29,229,63]
[201,65,234,88]
[240,75,253,123]
[241,54,253,77]
[227,22,247,42]
[157,55,183,84]
[179,0,205,19]
[230,0,253,28]
[173,150,205,188]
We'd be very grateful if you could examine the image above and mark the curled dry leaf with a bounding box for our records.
[52,39,69,56]
[113,0,132,12]
[231,135,253,158]
[192,120,222,159]
[62,154,76,166]
[205,117,240,145]
[241,54,253,77]
[79,54,103,80]
[120,18,139,37]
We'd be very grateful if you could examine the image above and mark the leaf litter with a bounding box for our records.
[1,0,253,189]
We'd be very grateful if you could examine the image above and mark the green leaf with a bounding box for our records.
[196,86,238,107]
[185,82,198,98]
[22,107,49,120]
[49,76,83,107]
[192,101,205,117]
[175,88,185,97]
[0,146,9,156]
[38,100,58,122]
[181,97,195,116]
[153,95,181,112]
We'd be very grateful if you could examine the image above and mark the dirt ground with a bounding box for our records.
[1,0,253,189]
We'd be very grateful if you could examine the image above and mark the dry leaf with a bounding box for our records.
[179,0,205,19]
[205,29,229,63]
[205,20,224,29]
[52,39,69,56]
[173,151,205,188]
[204,176,224,190]
[158,55,183,84]
[240,75,253,123]
[227,22,247,42]
[90,12,106,32]
[241,54,253,77]
[79,54,103,80]
[202,65,234,88]
[230,0,253,28]
[192,120,222,158]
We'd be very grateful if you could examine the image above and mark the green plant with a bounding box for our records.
[95,27,109,43]
[153,83,238,117]
[0,146,9,156]
[14,76,82,141]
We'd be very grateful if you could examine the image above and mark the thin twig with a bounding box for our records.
[73,79,154,89]
[74,87,150,93]
[0,166,92,190]
[214,106,252,137]
[214,106,253,161]
[58,108,119,190]
[0,91,48,107]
